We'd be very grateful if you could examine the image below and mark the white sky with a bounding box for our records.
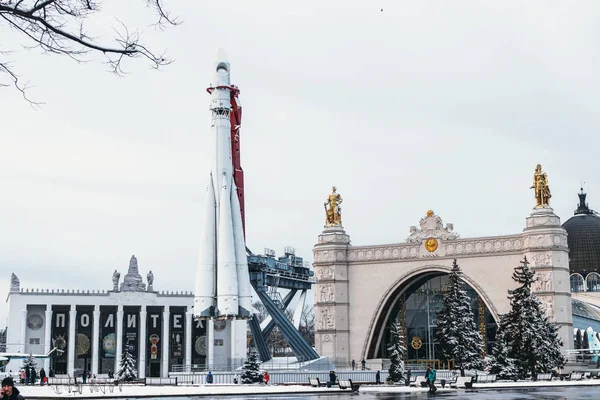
[1,1,600,326]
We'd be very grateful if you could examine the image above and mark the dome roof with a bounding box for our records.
[562,189,600,276]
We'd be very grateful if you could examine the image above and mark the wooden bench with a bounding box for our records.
[535,373,552,381]
[450,376,473,389]
[338,379,359,392]
[475,374,497,383]
[308,377,321,387]
[144,377,177,386]
[568,372,583,381]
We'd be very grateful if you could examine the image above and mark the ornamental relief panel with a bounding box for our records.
[533,271,553,292]
[529,252,552,267]
[317,307,335,331]
[316,266,334,281]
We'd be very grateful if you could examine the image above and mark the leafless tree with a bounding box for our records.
[299,304,315,346]
[0,0,178,104]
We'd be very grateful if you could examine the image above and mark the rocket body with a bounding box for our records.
[194,52,252,319]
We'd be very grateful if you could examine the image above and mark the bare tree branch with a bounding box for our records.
[0,0,179,104]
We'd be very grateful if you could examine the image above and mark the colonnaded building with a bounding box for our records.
[314,173,600,369]
[3,256,230,378]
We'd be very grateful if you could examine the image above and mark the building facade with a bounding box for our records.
[313,204,574,368]
[4,256,247,377]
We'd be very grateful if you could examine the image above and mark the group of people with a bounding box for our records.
[17,367,46,386]
[350,359,367,370]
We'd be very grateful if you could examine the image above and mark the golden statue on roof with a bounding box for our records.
[325,186,343,226]
[531,164,551,208]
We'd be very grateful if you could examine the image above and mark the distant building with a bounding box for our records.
[3,255,234,378]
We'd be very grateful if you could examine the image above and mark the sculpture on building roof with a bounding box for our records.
[147,270,154,292]
[112,270,121,291]
[10,273,20,293]
[325,186,343,227]
[120,255,146,292]
[531,164,551,208]
[406,210,459,243]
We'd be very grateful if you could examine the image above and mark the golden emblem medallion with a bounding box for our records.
[424,238,438,252]
[411,336,423,350]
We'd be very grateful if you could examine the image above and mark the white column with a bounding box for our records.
[20,310,27,354]
[92,306,100,376]
[207,319,214,370]
[139,306,147,379]
[114,305,124,375]
[185,311,192,370]
[67,305,77,377]
[44,306,53,372]
[161,307,170,377]
[229,320,236,368]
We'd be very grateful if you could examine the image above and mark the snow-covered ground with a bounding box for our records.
[17,383,348,399]
[16,379,600,399]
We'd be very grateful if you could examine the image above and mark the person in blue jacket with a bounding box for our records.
[425,365,437,393]
[206,371,214,384]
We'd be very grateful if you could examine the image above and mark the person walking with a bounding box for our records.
[361,359,366,370]
[18,371,24,386]
[28,368,35,386]
[263,371,270,385]
[24,368,29,386]
[425,365,437,393]
[38,369,46,386]
[1,377,24,400]
[351,359,356,370]
[375,370,381,385]
[206,371,214,384]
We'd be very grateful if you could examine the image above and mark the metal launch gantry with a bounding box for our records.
[247,247,319,363]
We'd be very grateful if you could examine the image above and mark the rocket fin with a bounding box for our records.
[216,172,239,317]
[194,174,217,318]
[231,181,252,318]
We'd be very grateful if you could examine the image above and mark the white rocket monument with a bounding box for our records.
[194,50,253,366]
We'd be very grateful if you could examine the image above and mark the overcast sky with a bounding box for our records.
[1,1,599,326]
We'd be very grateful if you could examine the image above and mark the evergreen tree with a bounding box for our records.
[387,319,406,384]
[241,347,262,384]
[491,257,565,379]
[116,347,137,381]
[489,315,519,381]
[436,259,484,376]
[21,354,37,371]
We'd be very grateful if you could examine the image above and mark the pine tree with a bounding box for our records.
[116,347,137,381]
[241,347,262,384]
[436,259,484,376]
[491,257,565,379]
[387,319,406,384]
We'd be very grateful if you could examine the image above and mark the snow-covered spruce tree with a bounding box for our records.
[116,348,137,381]
[241,347,262,384]
[435,259,484,376]
[491,257,565,379]
[489,315,519,381]
[387,318,406,384]
[21,354,37,371]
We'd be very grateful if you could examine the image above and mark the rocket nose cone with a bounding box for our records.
[215,48,230,73]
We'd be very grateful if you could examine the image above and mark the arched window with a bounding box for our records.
[586,273,600,292]
[571,274,585,292]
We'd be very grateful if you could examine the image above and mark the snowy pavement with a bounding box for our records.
[17,379,600,399]
[18,383,351,399]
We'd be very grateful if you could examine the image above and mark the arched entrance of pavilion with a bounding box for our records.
[363,266,499,369]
